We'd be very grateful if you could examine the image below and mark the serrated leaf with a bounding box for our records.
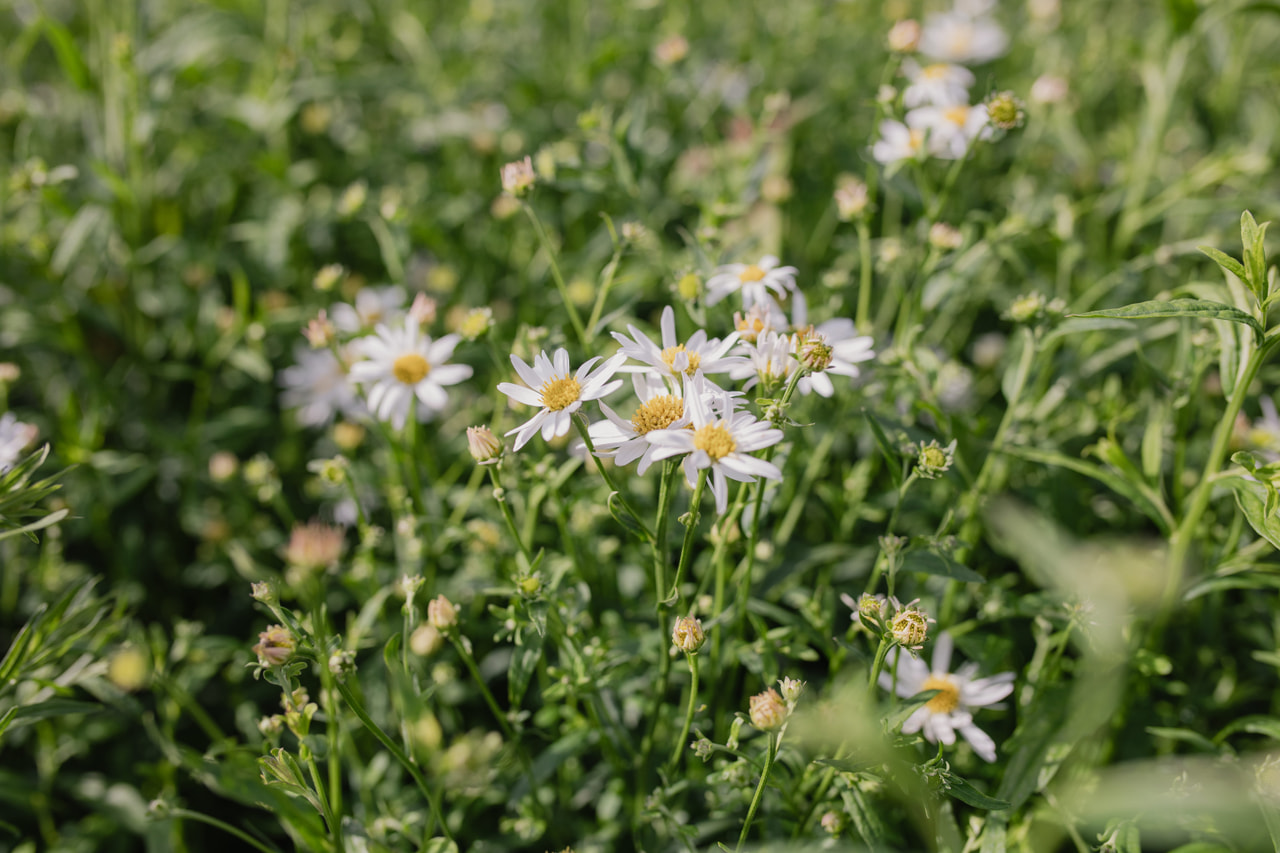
[1198,245,1248,283]
[941,769,1010,810]
[1072,299,1263,338]
[900,549,985,583]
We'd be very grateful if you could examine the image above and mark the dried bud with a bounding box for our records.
[427,594,458,632]
[467,425,504,465]
[500,156,537,197]
[984,90,1026,131]
[303,310,335,348]
[671,616,706,654]
[748,688,788,732]
[254,625,295,667]
[887,19,921,52]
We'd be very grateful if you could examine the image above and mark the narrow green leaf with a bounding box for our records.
[941,769,1010,810]
[1198,245,1248,283]
[1146,726,1218,752]
[863,410,904,489]
[1072,299,1263,338]
[0,508,70,543]
[899,549,985,583]
[813,755,878,774]
[507,631,544,708]
[1215,714,1280,744]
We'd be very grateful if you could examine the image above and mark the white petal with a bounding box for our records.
[498,382,544,407]
[931,632,954,674]
[958,721,998,762]
[510,354,542,389]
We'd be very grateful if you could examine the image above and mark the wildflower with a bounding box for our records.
[653,34,689,66]
[985,91,1025,131]
[705,255,799,310]
[879,632,1014,762]
[797,333,833,373]
[645,378,784,514]
[427,594,459,633]
[500,156,537,197]
[887,19,922,52]
[786,301,876,397]
[411,624,445,656]
[254,625,295,667]
[497,348,626,451]
[728,330,799,393]
[889,601,934,650]
[778,677,805,707]
[902,60,975,108]
[611,305,746,390]
[466,425,504,465]
[871,119,927,165]
[458,307,493,340]
[279,346,362,427]
[330,285,406,332]
[676,272,702,300]
[348,320,472,429]
[0,413,37,473]
[918,10,1008,64]
[303,310,336,348]
[284,520,345,573]
[748,688,788,731]
[915,439,957,479]
[907,103,992,160]
[928,222,964,250]
[208,451,239,482]
[408,293,438,327]
[1030,74,1069,105]
[672,615,706,654]
[733,303,787,345]
[834,177,870,221]
[590,375,692,474]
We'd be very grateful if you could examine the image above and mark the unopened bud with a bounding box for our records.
[928,222,963,250]
[890,605,933,650]
[467,425,504,464]
[411,624,445,655]
[500,156,537,197]
[427,594,458,632]
[672,616,706,654]
[303,310,335,348]
[834,177,869,221]
[985,90,1026,131]
[254,625,295,667]
[887,19,921,52]
[748,688,788,731]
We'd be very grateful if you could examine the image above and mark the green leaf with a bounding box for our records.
[606,492,650,541]
[1228,476,1280,550]
[940,769,1010,810]
[1072,299,1263,338]
[813,755,878,774]
[1215,714,1280,744]
[1198,245,1248,284]
[421,839,459,853]
[0,508,70,543]
[863,410,904,489]
[1242,211,1270,303]
[507,630,544,708]
[1146,726,1218,752]
[899,549,985,583]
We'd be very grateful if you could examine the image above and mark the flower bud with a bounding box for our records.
[928,222,963,250]
[889,602,934,650]
[411,624,445,656]
[834,177,869,221]
[254,625,295,667]
[303,310,335,348]
[915,439,956,479]
[778,676,805,706]
[500,156,537,197]
[671,616,706,654]
[208,451,239,482]
[313,264,344,292]
[798,335,834,373]
[467,425,504,465]
[887,19,921,52]
[408,292,438,327]
[748,688,788,731]
[984,90,1026,131]
[427,594,459,633]
[458,307,494,341]
[328,649,357,682]
[284,520,345,573]
[821,811,846,836]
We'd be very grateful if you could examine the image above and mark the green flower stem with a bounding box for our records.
[856,219,875,334]
[167,808,283,853]
[586,238,627,340]
[653,460,678,603]
[488,465,534,568]
[449,634,518,744]
[865,470,918,598]
[520,201,588,347]
[635,463,681,773]
[301,744,340,845]
[667,653,700,771]
[334,680,454,845]
[667,470,709,605]
[574,416,653,542]
[868,635,894,691]
[736,729,780,852]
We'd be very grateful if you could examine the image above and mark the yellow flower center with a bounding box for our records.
[630,395,684,435]
[944,106,969,126]
[660,344,702,376]
[693,423,737,460]
[922,63,949,80]
[922,674,961,713]
[738,264,767,283]
[393,353,431,385]
[539,376,582,411]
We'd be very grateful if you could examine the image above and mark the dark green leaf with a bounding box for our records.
[900,549,985,583]
[863,410,904,488]
[941,769,1009,810]
[1072,299,1262,338]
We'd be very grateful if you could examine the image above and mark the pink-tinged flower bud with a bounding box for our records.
[887,20,921,52]
[427,594,458,632]
[748,688,788,731]
[303,309,335,348]
[500,156,537,197]
[466,425,504,465]
[254,625,295,667]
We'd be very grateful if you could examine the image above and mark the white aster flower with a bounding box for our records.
[728,331,800,393]
[348,321,472,429]
[0,413,38,473]
[902,60,975,108]
[589,374,692,474]
[907,104,992,160]
[646,376,784,514]
[879,632,1014,763]
[280,346,364,427]
[872,119,928,165]
[918,10,1008,64]
[498,348,626,451]
[611,305,747,390]
[330,285,407,333]
[705,255,798,309]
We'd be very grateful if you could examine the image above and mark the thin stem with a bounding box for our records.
[736,730,780,852]
[667,654,700,771]
[168,808,283,853]
[521,202,588,347]
[302,748,341,846]
[868,635,893,691]
[856,219,874,334]
[450,634,518,744]
[488,465,534,567]
[586,239,627,339]
[667,470,709,605]
[574,416,653,542]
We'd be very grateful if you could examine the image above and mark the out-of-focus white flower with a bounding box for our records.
[497,348,625,451]
[645,377,783,514]
[918,10,1008,64]
[902,60,975,108]
[907,104,992,159]
[331,285,407,333]
[728,331,799,393]
[280,346,364,427]
[879,632,1014,762]
[887,19,922,53]
[0,413,37,473]
[872,119,928,165]
[705,255,798,310]
[348,321,472,429]
[1030,74,1069,105]
[611,305,746,390]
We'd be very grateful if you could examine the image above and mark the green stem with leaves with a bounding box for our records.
[667,653,700,771]
[736,729,780,852]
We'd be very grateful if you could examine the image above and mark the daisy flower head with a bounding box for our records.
[733,302,788,345]
[918,9,1008,64]
[0,413,38,474]
[348,320,472,429]
[728,330,800,394]
[879,632,1014,763]
[589,374,691,475]
[330,285,407,333]
[902,60,975,108]
[872,119,928,166]
[280,345,365,427]
[611,305,747,391]
[645,375,784,514]
[907,103,992,160]
[498,348,626,451]
[705,255,798,310]
[785,300,876,397]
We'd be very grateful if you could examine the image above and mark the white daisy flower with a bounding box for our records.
[646,376,784,514]
[280,346,364,427]
[0,413,38,474]
[918,10,1008,64]
[348,320,472,429]
[330,285,407,333]
[879,632,1014,763]
[589,374,692,474]
[498,348,626,451]
[907,104,992,160]
[728,331,800,393]
[872,119,928,165]
[705,255,798,309]
[611,305,748,390]
[902,60,975,108]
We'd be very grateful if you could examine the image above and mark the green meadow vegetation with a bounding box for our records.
[4,1,1280,851]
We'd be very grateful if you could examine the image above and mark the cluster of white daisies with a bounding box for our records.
[280,286,472,430]
[873,0,1009,165]
[496,257,875,513]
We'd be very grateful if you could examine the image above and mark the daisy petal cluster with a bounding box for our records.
[498,349,626,451]
[705,255,798,311]
[879,632,1014,762]
[611,305,746,389]
[348,321,472,429]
